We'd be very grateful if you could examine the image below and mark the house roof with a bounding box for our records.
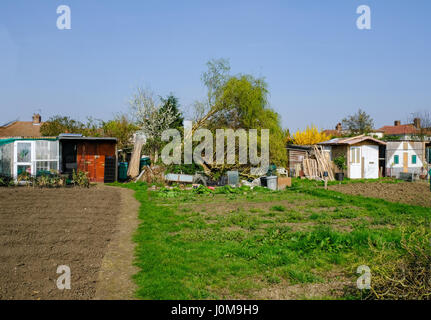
[319,135,386,146]
[377,124,418,135]
[0,121,43,137]
[322,129,343,137]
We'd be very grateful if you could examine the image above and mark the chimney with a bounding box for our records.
[335,123,342,132]
[394,120,401,126]
[413,117,421,129]
[32,113,41,125]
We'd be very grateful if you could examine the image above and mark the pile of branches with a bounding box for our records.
[366,227,431,300]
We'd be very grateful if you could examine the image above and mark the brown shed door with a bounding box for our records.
[77,142,115,183]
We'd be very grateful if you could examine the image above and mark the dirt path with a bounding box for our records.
[94,186,139,300]
[329,181,431,207]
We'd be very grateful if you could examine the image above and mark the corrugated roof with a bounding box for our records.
[58,136,117,142]
[319,135,386,146]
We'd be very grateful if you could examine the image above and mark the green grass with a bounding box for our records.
[109,181,431,300]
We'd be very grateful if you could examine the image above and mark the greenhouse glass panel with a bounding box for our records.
[0,143,13,176]
[17,143,31,163]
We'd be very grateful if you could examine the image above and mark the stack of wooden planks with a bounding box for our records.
[302,145,335,181]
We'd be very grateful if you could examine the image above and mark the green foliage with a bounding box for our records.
[333,155,347,171]
[159,94,184,130]
[0,175,14,187]
[40,116,102,137]
[102,114,139,151]
[193,185,214,195]
[40,116,83,136]
[208,74,287,167]
[381,135,401,141]
[271,205,286,212]
[341,109,374,135]
[34,171,65,188]
[72,170,90,188]
[165,163,203,175]
[14,171,66,188]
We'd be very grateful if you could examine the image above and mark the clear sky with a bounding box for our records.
[0,0,430,132]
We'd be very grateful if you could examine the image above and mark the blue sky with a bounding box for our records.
[0,0,430,131]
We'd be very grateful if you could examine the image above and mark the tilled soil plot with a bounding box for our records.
[329,181,431,207]
[0,186,121,299]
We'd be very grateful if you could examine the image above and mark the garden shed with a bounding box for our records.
[0,135,118,183]
[319,135,386,179]
[0,137,59,178]
[58,135,117,183]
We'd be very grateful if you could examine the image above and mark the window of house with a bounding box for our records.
[394,155,399,165]
[412,155,417,164]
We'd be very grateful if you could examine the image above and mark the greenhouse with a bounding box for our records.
[0,138,59,178]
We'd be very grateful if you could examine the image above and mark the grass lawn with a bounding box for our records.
[112,179,431,300]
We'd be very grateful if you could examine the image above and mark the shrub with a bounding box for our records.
[334,155,347,171]
[72,170,90,188]
[34,171,65,188]
[0,175,14,187]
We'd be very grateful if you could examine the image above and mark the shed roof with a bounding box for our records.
[58,136,117,142]
[286,144,313,151]
[319,135,386,146]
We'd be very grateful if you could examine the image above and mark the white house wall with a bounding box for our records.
[386,141,423,177]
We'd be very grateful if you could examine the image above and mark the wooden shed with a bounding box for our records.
[286,145,313,176]
[59,135,117,183]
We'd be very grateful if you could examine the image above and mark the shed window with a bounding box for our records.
[394,155,399,165]
[412,155,417,164]
[350,147,360,164]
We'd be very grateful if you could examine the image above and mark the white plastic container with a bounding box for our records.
[265,176,278,191]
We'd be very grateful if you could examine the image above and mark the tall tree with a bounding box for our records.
[342,109,374,135]
[206,74,288,167]
[160,94,184,130]
[129,87,182,162]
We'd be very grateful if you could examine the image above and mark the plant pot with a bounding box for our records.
[335,173,344,181]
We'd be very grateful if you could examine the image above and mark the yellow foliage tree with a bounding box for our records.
[292,125,330,145]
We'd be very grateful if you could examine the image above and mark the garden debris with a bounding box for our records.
[241,178,261,188]
[137,165,164,184]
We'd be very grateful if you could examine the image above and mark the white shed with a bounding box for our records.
[319,135,386,179]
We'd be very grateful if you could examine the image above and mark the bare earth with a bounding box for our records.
[0,185,139,300]
[329,181,431,207]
